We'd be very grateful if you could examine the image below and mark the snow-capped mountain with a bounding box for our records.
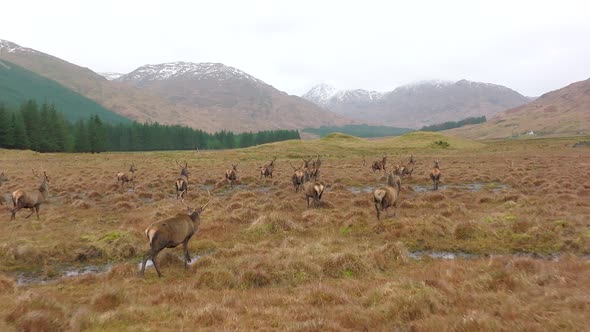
[99,72,124,80]
[117,62,265,85]
[116,61,351,131]
[0,39,37,54]
[303,80,531,128]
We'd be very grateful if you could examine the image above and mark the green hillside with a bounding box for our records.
[0,60,130,123]
[303,124,413,138]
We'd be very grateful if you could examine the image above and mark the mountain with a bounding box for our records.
[99,72,124,80]
[303,80,530,128]
[116,62,351,132]
[0,39,350,132]
[0,59,130,123]
[445,78,590,139]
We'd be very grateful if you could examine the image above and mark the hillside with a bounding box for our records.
[0,39,351,132]
[303,80,530,128]
[0,60,130,123]
[446,78,590,139]
[116,62,352,132]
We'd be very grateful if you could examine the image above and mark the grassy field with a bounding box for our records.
[0,132,589,331]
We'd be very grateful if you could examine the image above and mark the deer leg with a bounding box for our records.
[375,203,381,220]
[152,250,163,278]
[25,208,35,219]
[182,240,191,269]
[10,207,19,220]
[35,206,40,219]
[140,249,153,276]
[306,196,310,208]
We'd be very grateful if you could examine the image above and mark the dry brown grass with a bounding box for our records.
[0,135,589,330]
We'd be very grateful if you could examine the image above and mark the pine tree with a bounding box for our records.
[74,120,90,152]
[11,112,29,149]
[0,104,13,148]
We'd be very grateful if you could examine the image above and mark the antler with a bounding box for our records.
[201,190,212,210]
[175,160,182,167]
[32,169,40,179]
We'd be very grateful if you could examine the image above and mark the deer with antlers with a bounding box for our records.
[10,170,50,220]
[175,160,190,199]
[373,172,401,220]
[116,163,137,189]
[225,163,239,188]
[372,155,387,172]
[260,157,277,179]
[140,190,212,277]
[430,159,441,190]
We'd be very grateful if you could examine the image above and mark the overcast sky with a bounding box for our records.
[2,0,589,96]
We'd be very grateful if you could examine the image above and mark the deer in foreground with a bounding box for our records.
[175,160,189,199]
[373,172,401,220]
[260,157,277,178]
[430,159,441,191]
[372,155,387,172]
[10,170,50,220]
[116,163,137,189]
[141,190,211,277]
[225,163,238,188]
[291,164,305,193]
[303,181,325,208]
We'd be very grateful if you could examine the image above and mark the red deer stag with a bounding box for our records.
[372,155,387,172]
[260,157,277,179]
[141,190,212,277]
[225,163,238,188]
[303,181,325,208]
[291,164,305,193]
[373,172,401,220]
[10,170,50,220]
[175,160,189,199]
[430,159,441,190]
[116,163,137,189]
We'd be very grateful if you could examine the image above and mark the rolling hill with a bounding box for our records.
[446,78,590,139]
[0,60,130,123]
[0,39,352,132]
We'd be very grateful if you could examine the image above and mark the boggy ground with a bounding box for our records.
[0,132,589,331]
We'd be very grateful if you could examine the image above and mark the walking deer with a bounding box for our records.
[373,172,401,220]
[430,159,441,190]
[10,170,50,220]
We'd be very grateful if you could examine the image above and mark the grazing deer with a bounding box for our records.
[175,160,189,199]
[372,155,387,172]
[10,170,50,220]
[430,159,441,190]
[401,155,415,177]
[260,157,277,178]
[373,172,401,220]
[303,181,325,208]
[140,190,211,277]
[116,163,137,189]
[225,163,238,188]
[291,164,305,193]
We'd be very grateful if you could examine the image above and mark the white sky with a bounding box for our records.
[1,0,589,97]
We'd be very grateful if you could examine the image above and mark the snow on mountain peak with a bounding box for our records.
[0,39,36,54]
[118,61,265,85]
[99,72,124,80]
[303,84,382,105]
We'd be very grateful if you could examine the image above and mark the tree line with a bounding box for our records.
[420,116,487,132]
[0,100,300,153]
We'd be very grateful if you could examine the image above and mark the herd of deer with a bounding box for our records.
[1,155,442,277]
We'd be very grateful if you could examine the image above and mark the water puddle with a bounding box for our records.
[15,264,112,286]
[412,182,509,193]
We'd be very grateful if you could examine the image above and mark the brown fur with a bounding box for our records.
[116,163,136,189]
[372,156,387,172]
[140,192,210,277]
[373,173,401,220]
[225,164,238,188]
[430,159,441,190]
[260,157,276,179]
[175,160,190,199]
[303,181,325,208]
[11,171,50,220]
[291,165,305,192]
